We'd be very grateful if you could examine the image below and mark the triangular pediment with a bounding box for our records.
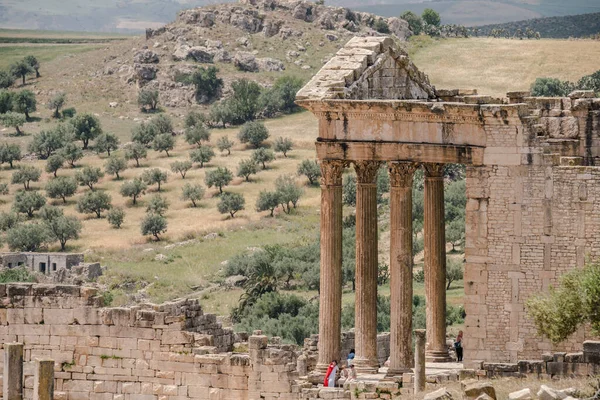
[296,36,435,102]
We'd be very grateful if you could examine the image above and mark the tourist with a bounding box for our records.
[323,360,338,387]
[338,364,357,387]
[454,330,464,362]
[347,348,355,366]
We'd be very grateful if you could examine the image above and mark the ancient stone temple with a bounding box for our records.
[296,36,600,369]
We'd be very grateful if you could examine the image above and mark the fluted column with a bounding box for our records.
[387,162,418,377]
[353,160,381,373]
[316,159,345,371]
[423,163,451,362]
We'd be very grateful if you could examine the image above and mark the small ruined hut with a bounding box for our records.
[296,36,600,374]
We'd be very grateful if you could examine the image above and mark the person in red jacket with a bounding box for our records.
[323,360,338,387]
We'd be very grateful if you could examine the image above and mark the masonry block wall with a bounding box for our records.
[464,97,600,363]
[0,283,301,400]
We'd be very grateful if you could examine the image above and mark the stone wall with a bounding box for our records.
[0,253,84,275]
[0,283,301,400]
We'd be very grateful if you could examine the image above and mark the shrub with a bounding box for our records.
[297,160,321,185]
[190,147,215,168]
[274,137,293,157]
[0,89,14,113]
[422,8,441,27]
[181,183,205,207]
[11,165,41,190]
[71,113,102,149]
[373,18,390,34]
[141,213,167,240]
[105,155,127,180]
[217,192,245,218]
[75,166,104,190]
[13,190,46,218]
[107,207,125,228]
[45,176,77,203]
[6,223,49,251]
[141,168,168,191]
[252,148,275,169]
[76,191,112,218]
[0,267,34,283]
[237,159,258,182]
[138,89,159,112]
[577,70,600,95]
[205,167,233,194]
[238,121,269,148]
[95,132,120,156]
[217,136,234,155]
[124,142,148,167]
[530,77,575,97]
[120,178,147,205]
[189,66,223,103]
[184,111,207,128]
[170,160,193,179]
[400,11,423,35]
[62,107,76,118]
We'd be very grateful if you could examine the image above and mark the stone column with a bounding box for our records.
[423,163,451,362]
[387,162,418,377]
[3,343,23,400]
[353,160,381,373]
[33,360,54,400]
[414,329,426,394]
[316,160,345,371]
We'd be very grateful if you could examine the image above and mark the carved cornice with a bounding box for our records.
[389,162,418,187]
[423,163,445,178]
[354,160,381,184]
[314,111,481,124]
[320,160,346,186]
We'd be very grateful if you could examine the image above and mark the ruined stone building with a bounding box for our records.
[296,35,600,370]
[0,253,83,275]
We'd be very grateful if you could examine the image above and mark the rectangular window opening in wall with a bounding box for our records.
[39,262,46,274]
[52,263,57,271]
[7,263,12,268]
[17,262,23,266]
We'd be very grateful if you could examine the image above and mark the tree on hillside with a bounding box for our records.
[274,137,293,158]
[141,168,168,192]
[190,146,215,168]
[256,190,280,217]
[77,191,111,218]
[146,195,169,217]
[446,258,464,290]
[28,128,69,159]
[252,148,275,169]
[238,121,269,148]
[228,79,262,124]
[150,114,173,135]
[181,183,205,207]
[12,90,36,120]
[373,18,390,34]
[237,159,258,182]
[45,176,77,203]
[45,155,65,177]
[217,136,234,155]
[13,190,46,218]
[95,132,120,156]
[0,71,15,89]
[12,165,41,190]
[190,66,223,103]
[184,124,211,147]
[24,56,40,78]
[76,166,105,190]
[218,192,245,218]
[275,174,303,213]
[297,160,321,185]
[209,101,235,128]
[71,113,102,149]
[10,60,33,86]
[205,167,233,194]
[124,142,148,167]
[272,76,304,114]
[47,92,66,118]
[1,112,26,135]
[527,261,600,343]
[141,213,167,241]
[60,142,84,168]
[120,178,147,205]
[170,160,193,179]
[184,110,207,128]
[105,155,127,180]
[152,133,175,157]
[138,89,159,112]
[44,211,82,251]
[422,8,441,27]
[131,121,159,147]
[0,211,21,232]
[6,223,49,252]
[0,143,22,169]
[400,11,423,35]
[107,207,125,229]
[0,89,14,113]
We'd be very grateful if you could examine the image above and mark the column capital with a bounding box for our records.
[354,161,381,185]
[320,160,346,186]
[389,162,418,188]
[423,163,445,178]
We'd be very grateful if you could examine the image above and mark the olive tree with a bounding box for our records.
[77,191,111,218]
[205,167,233,194]
[1,112,26,135]
[141,213,167,241]
[75,166,105,190]
[71,113,102,149]
[13,90,37,120]
[124,142,147,167]
[10,59,33,86]
[170,160,193,179]
[107,207,125,228]
[24,55,40,78]
[274,137,293,157]
[217,136,234,155]
[120,178,147,205]
[256,190,280,217]
[95,132,120,156]
[181,183,205,207]
[105,155,127,180]
[45,155,65,177]
[60,142,84,167]
[13,190,46,218]
[190,147,215,168]
[238,121,269,148]
[0,143,22,168]
[141,168,168,192]
[6,223,49,251]
[237,159,258,182]
[152,133,175,157]
[138,89,159,112]
[45,176,77,203]
[11,165,41,190]
[47,92,66,118]
[297,159,321,185]
[184,124,210,147]
[252,148,275,169]
[146,195,169,216]
[217,192,245,218]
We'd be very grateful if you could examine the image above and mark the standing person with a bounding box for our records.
[347,348,355,366]
[454,330,464,362]
[323,360,338,387]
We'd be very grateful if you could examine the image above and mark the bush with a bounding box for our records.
[13,190,46,218]
[11,165,41,190]
[530,77,575,97]
[401,11,423,35]
[138,89,159,112]
[105,155,127,180]
[577,70,600,95]
[141,168,168,192]
[217,192,245,218]
[6,223,49,251]
[217,136,234,155]
[190,146,215,168]
[297,160,321,185]
[170,160,193,179]
[120,178,147,205]
[0,89,14,113]
[141,213,167,240]
[237,159,258,182]
[71,113,102,149]
[77,191,111,218]
[184,111,207,128]
[373,18,390,34]
[107,207,125,228]
[189,66,223,103]
[205,167,233,194]
[181,183,205,207]
[0,267,34,283]
[238,121,269,148]
[251,148,275,169]
[46,176,77,203]
[62,107,76,118]
[422,8,441,27]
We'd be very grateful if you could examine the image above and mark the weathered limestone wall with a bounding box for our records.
[0,284,300,400]
[0,253,84,275]
[465,96,600,364]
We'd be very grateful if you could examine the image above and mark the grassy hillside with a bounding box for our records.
[478,12,600,38]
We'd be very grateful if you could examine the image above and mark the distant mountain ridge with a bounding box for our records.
[477,12,600,39]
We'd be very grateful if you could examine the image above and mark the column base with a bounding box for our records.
[307,370,326,385]
[353,358,379,374]
[384,368,411,379]
[425,350,452,363]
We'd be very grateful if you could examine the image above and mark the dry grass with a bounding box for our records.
[409,36,600,97]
